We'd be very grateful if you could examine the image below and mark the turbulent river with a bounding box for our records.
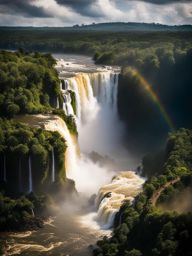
[3,54,144,256]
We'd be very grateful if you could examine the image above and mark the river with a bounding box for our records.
[1,53,143,256]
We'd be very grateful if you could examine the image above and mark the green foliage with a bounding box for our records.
[69,90,77,115]
[0,193,47,231]
[0,118,66,193]
[0,28,191,70]
[95,129,192,256]
[52,109,77,134]
[0,51,61,117]
[125,249,142,256]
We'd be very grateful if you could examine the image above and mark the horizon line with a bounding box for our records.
[0,21,192,28]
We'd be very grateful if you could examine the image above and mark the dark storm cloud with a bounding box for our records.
[0,0,191,26]
[136,0,191,4]
[55,0,192,18]
[0,0,52,17]
[55,0,104,17]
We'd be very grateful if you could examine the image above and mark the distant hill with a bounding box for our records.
[1,22,192,32]
[72,22,192,32]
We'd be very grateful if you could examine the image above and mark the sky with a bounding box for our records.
[0,0,192,26]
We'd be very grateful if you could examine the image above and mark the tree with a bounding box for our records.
[6,103,20,117]
[125,249,142,256]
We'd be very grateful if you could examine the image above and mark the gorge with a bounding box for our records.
[1,54,144,256]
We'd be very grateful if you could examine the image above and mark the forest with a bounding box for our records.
[0,51,76,233]
[1,28,191,152]
[0,118,69,231]
[0,27,191,255]
[94,129,192,256]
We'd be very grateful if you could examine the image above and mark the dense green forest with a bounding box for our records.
[0,119,70,231]
[0,28,191,252]
[0,51,76,233]
[1,28,191,152]
[0,50,77,133]
[117,47,192,153]
[0,50,61,116]
[0,28,192,63]
[94,129,192,256]
[0,119,66,193]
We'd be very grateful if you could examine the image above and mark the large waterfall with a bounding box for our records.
[38,56,142,230]
[25,58,142,230]
[59,71,125,194]
[54,58,142,229]
[4,56,145,256]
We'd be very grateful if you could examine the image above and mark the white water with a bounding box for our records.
[63,92,74,116]
[55,62,142,228]
[56,97,59,109]
[28,156,33,192]
[62,71,126,194]
[5,55,144,256]
[35,59,142,229]
[51,149,56,183]
[95,171,144,229]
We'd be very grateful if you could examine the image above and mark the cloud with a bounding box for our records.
[135,0,191,4]
[0,0,52,17]
[55,0,106,17]
[0,0,191,26]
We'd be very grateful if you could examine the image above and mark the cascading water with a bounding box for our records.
[95,171,144,229]
[63,92,74,116]
[56,97,59,109]
[60,79,75,116]
[43,115,78,177]
[55,66,142,228]
[28,156,33,193]
[51,149,55,183]
[7,56,144,256]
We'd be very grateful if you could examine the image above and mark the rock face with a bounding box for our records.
[117,71,170,154]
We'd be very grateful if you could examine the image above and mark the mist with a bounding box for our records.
[159,187,192,213]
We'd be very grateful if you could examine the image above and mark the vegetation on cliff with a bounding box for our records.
[94,129,192,256]
[117,45,192,153]
[0,193,47,232]
[0,118,66,194]
[0,50,62,117]
[0,118,76,232]
[0,50,77,133]
[0,50,78,234]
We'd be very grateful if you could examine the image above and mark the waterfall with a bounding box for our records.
[67,71,125,159]
[51,149,55,183]
[59,79,75,116]
[56,97,59,109]
[95,171,144,229]
[63,92,74,116]
[69,78,81,121]
[67,72,119,125]
[44,116,78,178]
[51,69,137,194]
[54,61,141,228]
[28,156,33,193]
[3,155,6,182]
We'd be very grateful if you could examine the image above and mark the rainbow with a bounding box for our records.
[130,69,175,131]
